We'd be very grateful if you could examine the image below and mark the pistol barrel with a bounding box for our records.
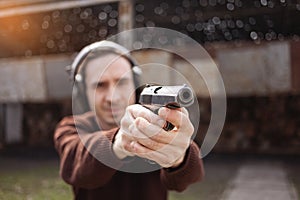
[139,84,194,108]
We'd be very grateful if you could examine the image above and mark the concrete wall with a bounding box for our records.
[216,41,291,96]
[133,40,298,97]
[0,54,73,144]
[0,54,73,103]
[205,94,300,154]
[0,40,299,103]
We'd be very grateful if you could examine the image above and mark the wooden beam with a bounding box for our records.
[0,0,52,9]
[0,0,124,18]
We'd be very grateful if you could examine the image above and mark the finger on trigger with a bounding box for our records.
[158,107,189,131]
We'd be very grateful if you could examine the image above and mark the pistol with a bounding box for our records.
[139,84,194,131]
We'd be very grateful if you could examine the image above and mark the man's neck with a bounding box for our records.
[96,118,118,131]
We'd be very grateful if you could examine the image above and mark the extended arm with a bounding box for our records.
[160,142,204,192]
[54,115,124,189]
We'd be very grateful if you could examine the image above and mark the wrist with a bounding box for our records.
[112,130,134,160]
[170,154,185,168]
[112,141,128,160]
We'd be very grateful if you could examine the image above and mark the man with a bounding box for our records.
[54,41,204,200]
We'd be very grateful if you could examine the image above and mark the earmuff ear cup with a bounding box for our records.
[132,66,142,103]
[72,80,90,115]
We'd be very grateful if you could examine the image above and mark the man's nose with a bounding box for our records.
[105,85,121,103]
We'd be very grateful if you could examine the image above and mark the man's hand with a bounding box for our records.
[113,104,194,168]
[112,104,165,160]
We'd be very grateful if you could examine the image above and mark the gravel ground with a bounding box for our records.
[0,148,299,200]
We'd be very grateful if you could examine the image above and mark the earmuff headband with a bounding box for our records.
[68,40,141,83]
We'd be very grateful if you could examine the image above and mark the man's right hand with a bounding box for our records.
[112,104,165,160]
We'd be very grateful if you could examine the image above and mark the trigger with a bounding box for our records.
[163,122,175,131]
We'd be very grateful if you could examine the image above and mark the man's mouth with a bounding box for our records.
[104,107,123,115]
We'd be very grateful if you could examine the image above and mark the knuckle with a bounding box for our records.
[121,140,129,150]
[135,117,142,126]
[123,144,131,152]
[147,139,158,150]
[120,117,127,127]
[159,132,171,144]
[131,127,140,138]
[120,133,128,142]
[180,136,190,146]
[164,159,173,168]
[126,105,133,113]
[170,155,177,163]
[128,104,139,115]
[187,124,194,135]
[135,117,147,131]
[182,107,189,116]
[138,108,153,120]
[188,123,195,135]
[139,110,149,119]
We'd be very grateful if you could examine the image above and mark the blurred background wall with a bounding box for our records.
[0,0,299,154]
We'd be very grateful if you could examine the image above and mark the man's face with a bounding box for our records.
[85,54,136,130]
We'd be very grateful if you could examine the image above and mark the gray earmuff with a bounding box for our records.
[68,40,142,84]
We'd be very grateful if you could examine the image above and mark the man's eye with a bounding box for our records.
[118,79,129,86]
[96,82,106,89]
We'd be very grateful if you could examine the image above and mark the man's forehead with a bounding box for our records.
[85,54,132,82]
[87,53,124,67]
[99,67,132,81]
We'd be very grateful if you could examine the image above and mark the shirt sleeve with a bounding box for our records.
[53,115,125,189]
[160,142,205,192]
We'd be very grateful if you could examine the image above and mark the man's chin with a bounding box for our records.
[104,115,121,126]
[95,110,123,128]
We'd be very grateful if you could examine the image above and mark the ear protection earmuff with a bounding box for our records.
[67,40,142,114]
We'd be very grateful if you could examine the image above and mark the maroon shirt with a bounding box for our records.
[54,112,204,200]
